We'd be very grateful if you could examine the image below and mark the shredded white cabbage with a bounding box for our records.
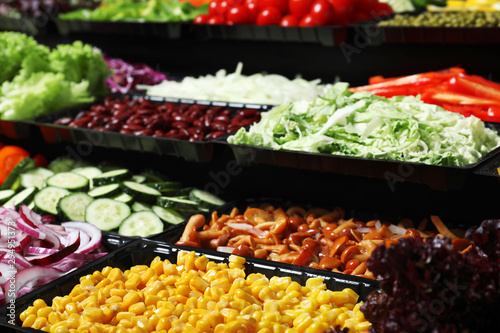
[141,62,333,105]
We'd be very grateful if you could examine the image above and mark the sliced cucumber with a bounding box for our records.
[85,198,131,231]
[145,181,182,191]
[132,201,152,212]
[3,187,37,209]
[20,167,54,189]
[88,183,121,198]
[131,175,146,184]
[33,186,70,215]
[0,189,15,205]
[71,166,102,180]
[113,192,134,205]
[58,192,94,222]
[46,172,90,192]
[152,206,185,225]
[121,181,161,204]
[118,211,164,237]
[189,188,226,208]
[92,169,131,187]
[1,157,36,191]
[48,157,76,173]
[157,196,200,211]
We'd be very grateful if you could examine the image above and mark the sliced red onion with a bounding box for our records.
[217,246,236,254]
[4,266,64,304]
[27,232,80,266]
[20,205,39,228]
[62,222,101,254]
[15,217,47,240]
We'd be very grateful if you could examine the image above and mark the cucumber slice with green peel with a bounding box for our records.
[145,181,182,191]
[152,206,185,225]
[1,157,36,191]
[48,157,76,173]
[3,187,37,209]
[189,189,226,208]
[33,186,70,215]
[156,196,200,210]
[113,192,134,205]
[0,189,15,205]
[131,175,147,184]
[92,169,132,187]
[88,183,121,198]
[71,166,102,180]
[121,181,161,204]
[85,198,131,231]
[131,201,152,212]
[46,172,90,192]
[57,192,94,222]
[20,167,54,189]
[118,211,164,237]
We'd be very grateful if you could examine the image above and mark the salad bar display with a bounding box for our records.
[1,1,500,332]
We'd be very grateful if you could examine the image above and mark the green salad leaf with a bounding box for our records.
[228,83,500,166]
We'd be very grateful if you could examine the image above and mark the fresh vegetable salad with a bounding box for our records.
[228,83,500,166]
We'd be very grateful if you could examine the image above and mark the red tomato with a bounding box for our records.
[226,5,253,24]
[310,0,335,25]
[258,0,288,14]
[209,0,230,18]
[288,0,315,18]
[33,154,47,168]
[350,11,369,23]
[329,0,354,22]
[194,14,210,24]
[355,0,378,13]
[299,13,316,26]
[245,1,260,21]
[372,2,393,18]
[280,14,300,26]
[256,6,282,25]
[207,15,225,24]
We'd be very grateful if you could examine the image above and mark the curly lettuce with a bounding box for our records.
[228,83,500,166]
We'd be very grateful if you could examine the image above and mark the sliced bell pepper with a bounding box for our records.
[449,76,500,103]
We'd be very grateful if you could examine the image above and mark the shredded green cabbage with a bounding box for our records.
[228,83,500,166]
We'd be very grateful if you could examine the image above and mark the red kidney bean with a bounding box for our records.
[122,124,144,131]
[72,116,91,127]
[74,111,88,120]
[231,115,243,126]
[179,128,190,137]
[172,121,188,129]
[54,117,74,125]
[238,109,258,118]
[120,128,132,134]
[137,109,155,116]
[239,119,256,127]
[173,115,194,124]
[210,122,227,132]
[211,131,226,139]
[134,129,153,136]
[165,129,179,136]
[105,123,120,131]
[192,119,204,128]
[221,109,232,117]
[94,126,108,131]
[227,124,241,133]
[213,115,230,124]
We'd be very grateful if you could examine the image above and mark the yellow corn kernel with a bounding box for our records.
[144,294,161,307]
[67,313,81,329]
[258,287,275,301]
[356,321,372,331]
[65,302,79,315]
[335,312,350,327]
[108,268,124,283]
[261,312,280,322]
[34,299,48,309]
[132,317,153,332]
[269,277,291,292]
[125,274,141,290]
[48,312,62,325]
[229,299,248,311]
[128,302,146,315]
[251,310,263,322]
[32,317,48,330]
[115,328,129,333]
[272,323,287,333]
[80,279,94,289]
[280,314,294,327]
[305,322,329,333]
[96,278,111,289]
[151,260,164,276]
[122,291,142,309]
[110,289,128,298]
[131,265,149,274]
[50,321,70,333]
[285,281,301,294]
[194,256,209,271]
[220,308,239,322]
[156,316,171,332]
[172,303,185,317]
[331,291,350,306]
[72,292,88,304]
[293,313,313,333]
[37,306,53,318]
[305,278,325,291]
[190,276,209,292]
[257,320,273,330]
[300,298,319,313]
[208,310,224,327]
[140,268,156,286]
[257,329,272,333]
[318,309,338,325]
[83,307,104,323]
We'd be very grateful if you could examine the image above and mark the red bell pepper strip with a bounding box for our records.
[449,76,500,103]
[424,91,499,106]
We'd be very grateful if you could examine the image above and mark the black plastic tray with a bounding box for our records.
[0,238,380,332]
[0,16,46,36]
[0,119,34,140]
[32,95,272,163]
[54,18,191,39]
[222,139,500,191]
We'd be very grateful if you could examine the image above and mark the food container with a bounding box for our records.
[0,238,380,332]
[32,95,271,163]
[54,19,191,39]
[222,139,500,191]
[0,16,46,36]
[0,119,34,140]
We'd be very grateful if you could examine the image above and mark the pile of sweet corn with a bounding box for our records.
[20,251,371,333]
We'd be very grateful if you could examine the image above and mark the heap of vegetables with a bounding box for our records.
[0,32,109,120]
[228,82,500,166]
[59,0,209,22]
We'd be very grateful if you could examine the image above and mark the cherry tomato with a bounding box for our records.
[310,0,335,25]
[258,0,288,14]
[355,0,378,13]
[288,0,315,18]
[207,15,225,24]
[245,1,260,21]
[329,0,354,23]
[256,6,282,25]
[280,14,299,26]
[350,11,370,23]
[226,5,252,24]
[194,14,210,24]
[372,2,393,18]
[209,0,230,18]
[299,13,316,26]
[33,154,48,168]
